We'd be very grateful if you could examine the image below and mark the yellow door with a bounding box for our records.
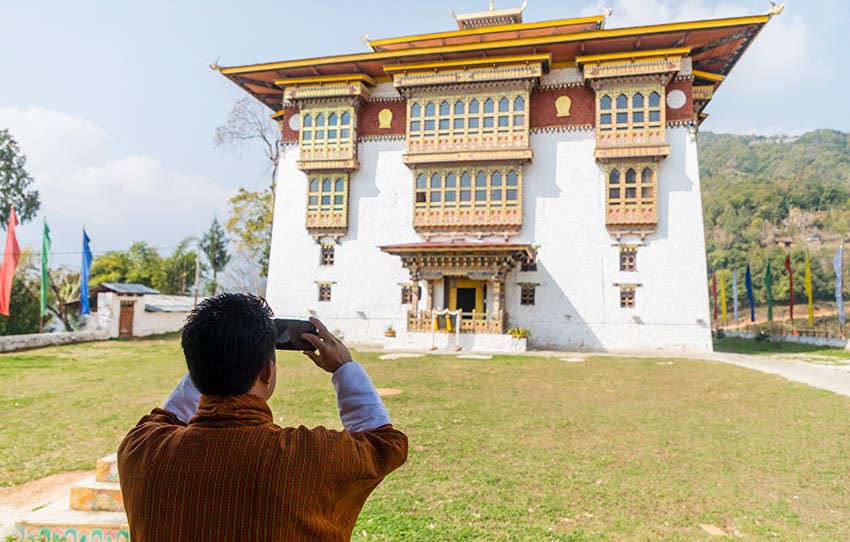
[449,279,485,314]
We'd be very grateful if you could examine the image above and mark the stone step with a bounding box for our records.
[15,495,128,541]
[69,476,124,512]
[96,453,119,483]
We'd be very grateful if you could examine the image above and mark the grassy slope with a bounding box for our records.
[2,338,850,541]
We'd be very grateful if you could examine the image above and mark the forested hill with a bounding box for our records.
[698,129,850,302]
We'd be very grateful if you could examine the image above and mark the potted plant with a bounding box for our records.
[384,325,396,338]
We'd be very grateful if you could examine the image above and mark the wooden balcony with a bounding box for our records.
[407,310,504,334]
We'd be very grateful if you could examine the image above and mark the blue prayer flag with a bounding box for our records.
[745,264,755,322]
[81,229,92,315]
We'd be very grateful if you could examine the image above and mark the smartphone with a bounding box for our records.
[274,319,319,351]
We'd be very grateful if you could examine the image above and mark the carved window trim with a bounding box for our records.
[619,245,637,272]
[594,83,666,151]
[619,284,636,308]
[406,90,529,154]
[299,105,356,161]
[320,244,335,266]
[318,283,332,302]
[401,284,421,305]
[605,162,657,228]
[520,284,536,306]
[411,164,523,230]
[306,172,350,232]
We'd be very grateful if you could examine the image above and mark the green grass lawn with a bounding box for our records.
[713,335,850,361]
[2,338,850,541]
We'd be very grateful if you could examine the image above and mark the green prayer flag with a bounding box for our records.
[41,221,51,317]
[765,260,773,322]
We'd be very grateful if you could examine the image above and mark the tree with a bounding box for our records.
[215,98,280,280]
[0,128,40,228]
[226,188,274,277]
[201,218,230,295]
[161,238,205,295]
[46,267,80,332]
[0,250,40,335]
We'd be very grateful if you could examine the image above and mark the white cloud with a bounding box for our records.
[0,106,234,265]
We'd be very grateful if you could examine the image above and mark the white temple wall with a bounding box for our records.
[266,127,712,351]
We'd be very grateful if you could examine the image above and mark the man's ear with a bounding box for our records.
[258,360,275,384]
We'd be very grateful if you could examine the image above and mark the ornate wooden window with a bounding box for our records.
[619,246,637,272]
[520,259,537,272]
[405,90,530,161]
[606,163,657,228]
[401,284,420,305]
[306,173,349,234]
[411,165,522,232]
[595,85,667,154]
[520,285,535,306]
[320,244,335,266]
[318,283,332,302]
[299,106,356,163]
[619,285,636,308]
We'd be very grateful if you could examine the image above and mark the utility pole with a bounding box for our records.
[193,249,201,307]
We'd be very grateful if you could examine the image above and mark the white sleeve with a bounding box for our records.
[163,372,201,424]
[331,361,392,432]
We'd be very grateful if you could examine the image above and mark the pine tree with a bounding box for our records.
[201,218,231,295]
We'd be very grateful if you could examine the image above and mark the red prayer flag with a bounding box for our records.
[785,254,794,321]
[0,205,21,316]
[712,272,718,322]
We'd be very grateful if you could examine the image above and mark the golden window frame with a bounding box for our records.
[411,165,522,223]
[306,173,350,230]
[406,90,529,153]
[605,162,658,227]
[299,105,356,160]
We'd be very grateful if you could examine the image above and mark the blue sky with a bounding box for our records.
[1,0,848,268]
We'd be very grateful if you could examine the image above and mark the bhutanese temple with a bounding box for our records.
[216,2,782,351]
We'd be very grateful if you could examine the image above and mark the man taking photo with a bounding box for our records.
[117,293,408,541]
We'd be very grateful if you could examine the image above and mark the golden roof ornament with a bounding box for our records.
[451,0,527,30]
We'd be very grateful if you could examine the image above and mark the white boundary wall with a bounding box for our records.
[266,126,712,352]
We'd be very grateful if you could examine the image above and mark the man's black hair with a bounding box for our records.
[181,293,277,395]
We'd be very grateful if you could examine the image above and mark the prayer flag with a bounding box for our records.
[805,253,813,326]
[784,255,793,322]
[835,246,844,326]
[41,221,51,317]
[766,261,773,322]
[732,269,739,324]
[712,273,717,322]
[81,229,93,315]
[746,264,755,322]
[0,205,21,317]
[720,271,727,324]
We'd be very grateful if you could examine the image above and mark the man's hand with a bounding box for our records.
[302,317,353,373]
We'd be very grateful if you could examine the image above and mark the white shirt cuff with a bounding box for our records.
[163,372,201,424]
[332,361,392,432]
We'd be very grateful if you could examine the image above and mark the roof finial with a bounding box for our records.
[602,7,613,19]
[209,57,221,71]
[768,1,784,15]
[489,0,495,10]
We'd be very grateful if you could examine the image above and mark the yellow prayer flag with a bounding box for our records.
[720,271,727,325]
[805,253,814,325]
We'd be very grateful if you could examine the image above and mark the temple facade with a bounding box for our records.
[218,4,780,351]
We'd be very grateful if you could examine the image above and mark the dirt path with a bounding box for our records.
[0,470,93,536]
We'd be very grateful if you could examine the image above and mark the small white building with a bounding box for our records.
[218,5,778,351]
[93,283,196,338]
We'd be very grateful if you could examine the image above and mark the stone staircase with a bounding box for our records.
[15,454,129,541]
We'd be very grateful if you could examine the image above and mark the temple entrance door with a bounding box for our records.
[449,279,485,319]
